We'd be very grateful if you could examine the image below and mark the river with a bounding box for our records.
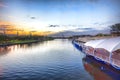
[0,39,119,80]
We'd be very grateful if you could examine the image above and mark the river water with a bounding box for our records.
[0,39,119,80]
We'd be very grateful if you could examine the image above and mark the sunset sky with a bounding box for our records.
[0,0,120,35]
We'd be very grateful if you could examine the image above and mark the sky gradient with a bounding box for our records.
[0,0,120,35]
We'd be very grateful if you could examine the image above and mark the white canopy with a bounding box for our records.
[95,37,120,52]
[84,39,106,48]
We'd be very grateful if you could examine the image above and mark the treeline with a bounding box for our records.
[94,23,120,37]
[110,23,120,36]
[0,35,54,43]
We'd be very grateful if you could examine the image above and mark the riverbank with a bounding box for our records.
[0,40,41,47]
[0,38,54,47]
[75,36,115,43]
[0,35,55,47]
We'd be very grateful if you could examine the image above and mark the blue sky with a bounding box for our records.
[0,0,120,32]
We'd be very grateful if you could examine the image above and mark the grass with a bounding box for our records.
[0,39,38,45]
[9,40,37,43]
[0,35,54,46]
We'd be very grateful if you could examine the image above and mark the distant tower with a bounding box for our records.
[17,30,19,36]
[2,25,6,36]
[3,29,6,36]
[29,31,32,37]
[62,33,64,38]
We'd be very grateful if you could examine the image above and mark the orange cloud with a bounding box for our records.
[0,21,17,34]
[0,21,16,29]
[0,21,54,36]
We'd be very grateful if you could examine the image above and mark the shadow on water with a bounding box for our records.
[82,56,120,80]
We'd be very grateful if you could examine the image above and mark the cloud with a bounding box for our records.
[48,25,60,27]
[0,21,17,31]
[93,21,113,26]
[89,0,98,2]
[30,17,36,19]
[0,25,15,31]
[0,3,8,8]
[76,28,95,30]
[73,27,97,32]
[93,22,106,26]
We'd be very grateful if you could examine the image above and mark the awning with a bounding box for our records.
[84,39,106,48]
[95,37,120,52]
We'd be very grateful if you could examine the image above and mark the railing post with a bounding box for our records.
[109,52,112,64]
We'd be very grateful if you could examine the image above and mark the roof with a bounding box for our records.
[95,37,120,52]
[84,39,106,48]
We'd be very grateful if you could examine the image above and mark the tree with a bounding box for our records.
[96,33,104,37]
[110,23,120,36]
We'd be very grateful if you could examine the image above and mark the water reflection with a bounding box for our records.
[0,46,11,56]
[82,56,120,80]
[0,41,44,56]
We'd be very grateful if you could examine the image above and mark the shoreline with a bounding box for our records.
[75,36,115,43]
[0,39,54,47]
[0,40,40,47]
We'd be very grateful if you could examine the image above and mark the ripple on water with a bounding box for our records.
[0,40,93,80]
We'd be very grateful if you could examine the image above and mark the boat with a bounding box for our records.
[83,39,106,56]
[72,37,120,70]
[72,40,83,51]
[94,37,120,69]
